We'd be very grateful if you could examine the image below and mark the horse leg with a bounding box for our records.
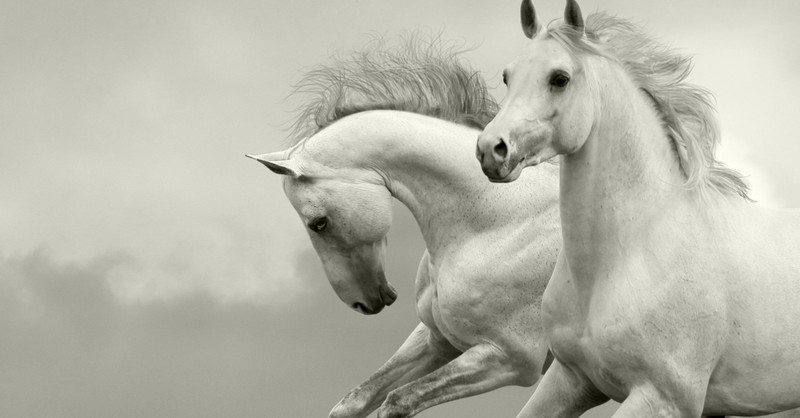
[516,359,608,418]
[375,342,540,418]
[328,322,459,418]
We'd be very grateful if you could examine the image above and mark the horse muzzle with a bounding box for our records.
[351,282,397,315]
[476,131,525,182]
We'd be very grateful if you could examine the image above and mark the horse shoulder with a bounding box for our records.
[422,238,547,357]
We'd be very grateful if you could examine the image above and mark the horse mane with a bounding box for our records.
[548,13,751,200]
[287,36,499,145]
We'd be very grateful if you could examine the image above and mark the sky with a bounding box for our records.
[0,0,798,417]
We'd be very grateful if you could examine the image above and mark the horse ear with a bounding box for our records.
[246,152,302,177]
[521,0,540,39]
[564,0,584,32]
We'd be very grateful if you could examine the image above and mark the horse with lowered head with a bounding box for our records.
[248,38,563,417]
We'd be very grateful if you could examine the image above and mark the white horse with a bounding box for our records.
[477,1,800,417]
[248,41,563,418]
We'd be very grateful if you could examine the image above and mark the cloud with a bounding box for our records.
[0,249,124,349]
[0,244,415,418]
[103,213,315,305]
[1,1,797,417]
[0,164,314,306]
[0,0,316,306]
[0,247,310,417]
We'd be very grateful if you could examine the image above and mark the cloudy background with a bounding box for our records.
[1,0,798,416]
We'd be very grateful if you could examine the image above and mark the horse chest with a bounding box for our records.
[545,309,646,401]
[417,264,499,352]
[413,264,459,348]
[546,314,645,399]
[543,266,687,398]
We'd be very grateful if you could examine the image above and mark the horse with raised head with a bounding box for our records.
[476,1,800,417]
[248,40,562,417]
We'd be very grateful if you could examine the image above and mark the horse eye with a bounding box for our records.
[550,72,570,88]
[502,72,508,86]
[309,217,328,233]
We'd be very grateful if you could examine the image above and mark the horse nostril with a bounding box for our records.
[493,138,508,161]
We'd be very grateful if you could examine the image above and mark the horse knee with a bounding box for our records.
[377,390,415,418]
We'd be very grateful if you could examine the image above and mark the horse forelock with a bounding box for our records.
[547,13,751,201]
[287,35,499,147]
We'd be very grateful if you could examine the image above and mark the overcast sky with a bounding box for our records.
[1,0,798,417]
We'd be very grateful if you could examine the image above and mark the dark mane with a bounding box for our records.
[288,36,499,144]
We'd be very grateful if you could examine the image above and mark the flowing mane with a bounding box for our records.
[288,36,499,145]
[547,13,750,200]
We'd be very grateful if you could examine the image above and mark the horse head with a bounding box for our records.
[248,148,397,315]
[477,0,596,182]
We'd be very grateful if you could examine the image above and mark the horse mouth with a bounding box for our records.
[351,283,397,315]
[352,302,382,315]
[380,283,398,306]
[483,158,525,183]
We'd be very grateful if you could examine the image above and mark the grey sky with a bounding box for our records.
[1,0,798,417]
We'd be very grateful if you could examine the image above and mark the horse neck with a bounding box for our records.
[335,110,555,258]
[560,64,687,275]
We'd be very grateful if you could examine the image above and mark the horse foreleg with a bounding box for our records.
[374,342,533,418]
[328,322,459,418]
[516,359,608,418]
